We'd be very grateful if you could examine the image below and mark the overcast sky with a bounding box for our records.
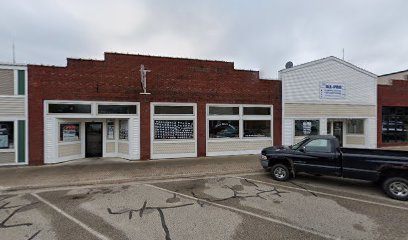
[0,0,407,78]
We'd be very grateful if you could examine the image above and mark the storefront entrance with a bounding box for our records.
[85,122,103,158]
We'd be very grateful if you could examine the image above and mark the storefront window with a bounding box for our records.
[107,120,115,140]
[382,107,408,143]
[119,120,128,140]
[60,124,80,142]
[0,122,14,149]
[154,106,193,115]
[49,104,91,114]
[154,120,194,140]
[244,120,271,137]
[209,120,239,138]
[209,107,239,115]
[98,105,137,114]
[243,107,271,115]
[346,119,364,134]
[327,122,332,134]
[295,120,319,136]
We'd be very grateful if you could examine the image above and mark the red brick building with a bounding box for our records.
[377,70,408,147]
[28,53,281,165]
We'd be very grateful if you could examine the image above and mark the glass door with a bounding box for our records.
[85,122,103,158]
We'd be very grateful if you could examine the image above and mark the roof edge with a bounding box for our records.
[279,56,377,78]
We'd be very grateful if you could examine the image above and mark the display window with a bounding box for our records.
[152,104,196,143]
[107,120,115,140]
[295,120,319,136]
[346,119,364,134]
[243,120,271,137]
[209,120,239,138]
[208,105,273,139]
[382,107,408,143]
[119,120,129,140]
[0,122,14,149]
[154,120,194,140]
[60,123,80,142]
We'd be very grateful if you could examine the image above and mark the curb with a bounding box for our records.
[1,169,265,192]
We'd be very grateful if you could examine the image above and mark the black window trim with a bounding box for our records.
[153,105,195,116]
[48,103,92,114]
[97,104,138,115]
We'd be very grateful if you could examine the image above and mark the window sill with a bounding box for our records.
[58,141,81,145]
[0,149,15,153]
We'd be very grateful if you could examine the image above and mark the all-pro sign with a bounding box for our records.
[319,82,346,99]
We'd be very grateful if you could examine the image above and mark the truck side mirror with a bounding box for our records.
[299,146,306,152]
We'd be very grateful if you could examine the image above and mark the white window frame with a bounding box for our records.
[207,104,274,142]
[44,100,140,163]
[150,102,197,159]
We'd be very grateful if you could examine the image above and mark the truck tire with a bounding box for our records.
[382,177,408,201]
[271,164,290,181]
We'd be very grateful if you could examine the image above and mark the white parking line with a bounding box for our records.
[144,184,339,240]
[31,193,111,240]
[233,177,408,211]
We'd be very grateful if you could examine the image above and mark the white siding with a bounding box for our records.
[282,58,377,105]
[58,143,81,157]
[0,152,15,164]
[153,142,195,154]
[129,117,140,160]
[207,140,272,156]
[0,97,25,116]
[283,119,294,145]
[284,104,376,118]
[281,57,378,149]
[366,118,377,149]
[106,142,115,153]
[44,117,57,163]
[118,142,129,154]
[0,69,14,95]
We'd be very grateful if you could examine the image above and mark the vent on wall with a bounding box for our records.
[285,61,293,69]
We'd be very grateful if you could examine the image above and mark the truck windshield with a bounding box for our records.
[291,137,309,150]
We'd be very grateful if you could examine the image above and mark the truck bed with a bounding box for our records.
[341,147,408,160]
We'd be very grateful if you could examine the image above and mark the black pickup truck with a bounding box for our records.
[260,135,408,201]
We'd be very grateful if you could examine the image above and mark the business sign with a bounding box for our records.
[61,124,80,142]
[319,82,346,99]
[302,121,312,135]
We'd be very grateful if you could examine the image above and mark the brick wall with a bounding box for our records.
[28,53,282,165]
[377,80,408,147]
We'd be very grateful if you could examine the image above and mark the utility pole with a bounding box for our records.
[342,48,345,60]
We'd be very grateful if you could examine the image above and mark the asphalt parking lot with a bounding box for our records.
[1,172,408,240]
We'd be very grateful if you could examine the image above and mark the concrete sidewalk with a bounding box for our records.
[0,155,262,191]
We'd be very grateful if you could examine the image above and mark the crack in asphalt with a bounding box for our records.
[27,230,42,240]
[191,184,286,203]
[243,178,259,187]
[0,201,38,229]
[0,196,42,239]
[289,181,318,197]
[107,199,195,240]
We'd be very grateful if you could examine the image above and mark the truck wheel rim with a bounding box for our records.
[389,182,408,197]
[274,167,286,179]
